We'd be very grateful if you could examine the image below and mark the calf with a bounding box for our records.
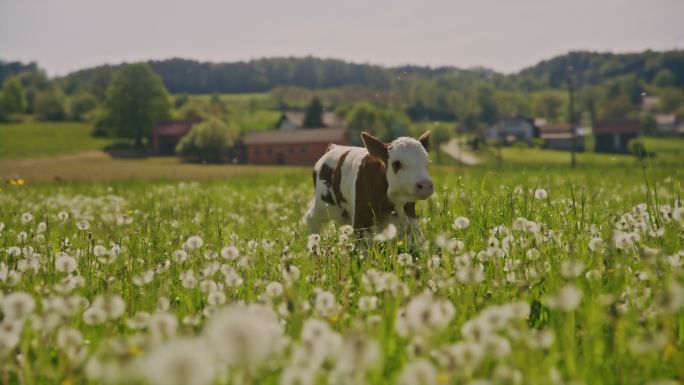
[305,131,433,236]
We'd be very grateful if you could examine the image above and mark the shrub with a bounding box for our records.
[176,119,236,163]
[70,92,98,121]
[628,139,655,159]
[34,85,66,121]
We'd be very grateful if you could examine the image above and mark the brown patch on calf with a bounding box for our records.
[353,155,394,230]
[318,164,336,205]
[332,150,351,205]
[404,202,418,219]
[312,170,317,188]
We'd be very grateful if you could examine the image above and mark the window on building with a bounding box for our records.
[255,148,261,155]
[301,147,307,153]
[267,148,273,155]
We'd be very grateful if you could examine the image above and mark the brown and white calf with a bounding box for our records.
[305,131,434,236]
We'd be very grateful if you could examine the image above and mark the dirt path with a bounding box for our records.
[441,138,481,165]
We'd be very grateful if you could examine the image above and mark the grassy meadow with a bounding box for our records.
[0,122,120,159]
[1,165,683,385]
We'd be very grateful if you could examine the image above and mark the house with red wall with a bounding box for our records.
[243,127,349,165]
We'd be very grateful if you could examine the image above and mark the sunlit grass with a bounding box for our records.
[0,166,682,385]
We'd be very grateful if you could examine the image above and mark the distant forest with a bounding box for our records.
[1,50,683,127]
[43,51,684,94]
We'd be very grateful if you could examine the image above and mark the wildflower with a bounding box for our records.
[127,311,151,330]
[149,312,179,341]
[560,260,584,278]
[56,254,78,274]
[266,282,284,298]
[2,292,36,320]
[358,296,379,312]
[453,216,470,230]
[144,338,215,385]
[672,207,684,225]
[204,304,284,368]
[534,188,548,200]
[21,212,33,224]
[220,246,239,260]
[58,211,69,222]
[307,234,320,253]
[589,237,605,252]
[207,291,226,306]
[173,249,188,263]
[91,295,126,320]
[374,223,397,242]
[180,270,198,289]
[185,235,204,250]
[315,290,340,318]
[76,220,90,231]
[93,245,108,257]
[397,253,413,267]
[133,270,155,286]
[397,359,438,385]
[83,307,107,325]
[545,284,582,312]
[526,248,540,260]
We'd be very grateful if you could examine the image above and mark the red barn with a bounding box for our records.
[151,119,202,155]
[243,127,350,165]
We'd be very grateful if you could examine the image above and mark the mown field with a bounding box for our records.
[1,166,683,385]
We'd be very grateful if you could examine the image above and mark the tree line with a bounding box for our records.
[1,50,683,136]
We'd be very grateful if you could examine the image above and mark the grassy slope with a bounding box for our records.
[0,121,119,159]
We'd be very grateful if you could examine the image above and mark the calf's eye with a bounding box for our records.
[392,160,402,173]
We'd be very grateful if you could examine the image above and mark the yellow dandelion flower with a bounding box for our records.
[61,378,74,385]
[128,345,143,356]
[328,314,339,323]
[664,342,676,357]
[437,371,450,384]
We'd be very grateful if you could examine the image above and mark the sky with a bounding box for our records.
[1,0,683,76]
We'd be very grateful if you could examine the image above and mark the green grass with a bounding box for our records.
[1,166,682,385]
[471,141,684,169]
[0,122,119,159]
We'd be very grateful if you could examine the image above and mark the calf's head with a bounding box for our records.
[361,131,434,202]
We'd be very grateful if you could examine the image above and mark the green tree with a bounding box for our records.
[69,92,98,121]
[533,92,565,121]
[0,76,27,115]
[105,64,171,147]
[658,89,684,113]
[18,70,50,114]
[653,68,675,87]
[34,84,66,121]
[303,97,324,128]
[175,118,237,162]
[430,124,452,164]
[601,94,633,119]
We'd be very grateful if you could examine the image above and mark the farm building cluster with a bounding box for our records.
[151,110,349,165]
[151,96,683,165]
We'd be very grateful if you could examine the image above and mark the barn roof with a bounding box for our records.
[593,119,642,135]
[244,127,348,145]
[152,119,201,136]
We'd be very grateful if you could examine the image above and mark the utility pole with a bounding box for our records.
[567,66,577,169]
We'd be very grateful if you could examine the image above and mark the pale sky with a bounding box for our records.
[1,0,683,76]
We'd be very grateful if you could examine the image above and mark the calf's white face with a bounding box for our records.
[361,131,434,203]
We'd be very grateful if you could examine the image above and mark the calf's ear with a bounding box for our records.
[418,131,431,152]
[361,132,389,162]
